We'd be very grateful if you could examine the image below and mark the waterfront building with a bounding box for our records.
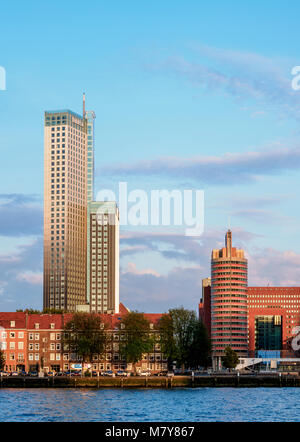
[43,109,88,311]
[210,230,248,367]
[44,98,120,314]
[0,313,27,373]
[248,287,300,356]
[199,239,300,370]
[87,201,120,314]
[0,307,166,374]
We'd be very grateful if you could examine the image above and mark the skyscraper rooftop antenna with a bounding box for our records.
[83,92,86,118]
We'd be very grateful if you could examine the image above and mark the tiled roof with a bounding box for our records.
[0,310,164,330]
[0,312,27,329]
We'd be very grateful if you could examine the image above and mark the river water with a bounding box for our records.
[0,387,299,422]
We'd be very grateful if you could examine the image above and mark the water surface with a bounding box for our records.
[0,388,299,422]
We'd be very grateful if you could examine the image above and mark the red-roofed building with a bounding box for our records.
[0,306,166,374]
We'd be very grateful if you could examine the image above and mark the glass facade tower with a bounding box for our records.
[43,110,88,311]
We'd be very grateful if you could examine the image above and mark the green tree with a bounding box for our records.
[188,319,211,369]
[159,308,196,371]
[43,308,65,314]
[158,314,177,370]
[159,308,212,371]
[119,311,154,374]
[222,346,239,370]
[0,349,5,371]
[64,313,107,367]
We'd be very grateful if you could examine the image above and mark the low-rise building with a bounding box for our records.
[0,304,167,374]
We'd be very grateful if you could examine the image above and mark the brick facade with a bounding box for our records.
[0,305,168,373]
[199,284,300,356]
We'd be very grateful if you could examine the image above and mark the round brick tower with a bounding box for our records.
[211,230,248,369]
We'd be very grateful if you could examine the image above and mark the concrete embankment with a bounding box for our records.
[1,375,300,388]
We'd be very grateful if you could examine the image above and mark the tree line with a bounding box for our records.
[63,307,212,372]
[1,307,240,372]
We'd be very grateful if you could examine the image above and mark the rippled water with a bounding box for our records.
[1,388,300,422]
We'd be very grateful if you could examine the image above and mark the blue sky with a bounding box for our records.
[1,0,300,312]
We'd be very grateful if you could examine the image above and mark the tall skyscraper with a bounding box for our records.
[211,230,248,368]
[87,201,119,314]
[43,109,88,311]
[44,97,120,314]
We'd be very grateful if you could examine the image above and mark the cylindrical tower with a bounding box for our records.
[211,230,248,367]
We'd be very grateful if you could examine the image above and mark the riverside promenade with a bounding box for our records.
[1,374,300,388]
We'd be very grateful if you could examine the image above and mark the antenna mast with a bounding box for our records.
[83,92,86,118]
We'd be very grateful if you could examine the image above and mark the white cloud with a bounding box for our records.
[16,271,43,285]
[100,144,300,185]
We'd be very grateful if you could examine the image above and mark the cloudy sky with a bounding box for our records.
[1,1,300,312]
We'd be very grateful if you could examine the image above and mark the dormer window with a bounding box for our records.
[35,323,39,330]
[50,323,55,329]
[10,321,15,328]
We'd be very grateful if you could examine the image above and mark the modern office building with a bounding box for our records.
[210,230,248,367]
[248,287,300,356]
[199,243,300,369]
[87,201,119,314]
[43,109,88,311]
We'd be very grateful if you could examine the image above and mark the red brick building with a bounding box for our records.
[198,278,211,338]
[0,304,167,374]
[199,283,300,357]
[210,230,248,360]
[248,287,300,356]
